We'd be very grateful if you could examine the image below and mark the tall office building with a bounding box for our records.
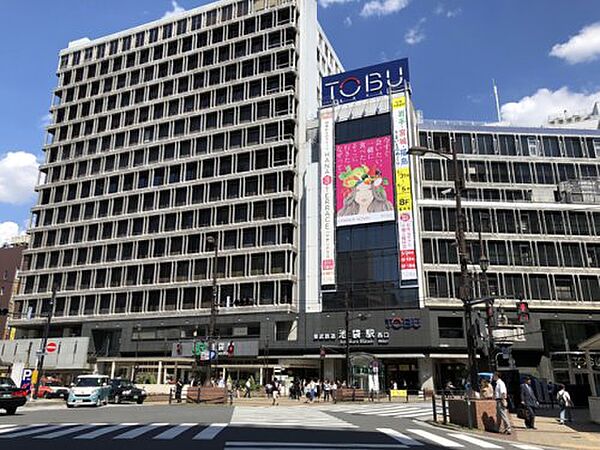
[10,0,341,381]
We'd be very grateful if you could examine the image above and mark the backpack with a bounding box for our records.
[557,391,567,407]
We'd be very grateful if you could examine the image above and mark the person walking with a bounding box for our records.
[244,378,252,398]
[547,381,556,408]
[520,377,540,429]
[481,379,494,399]
[331,380,338,404]
[271,378,280,406]
[175,378,183,403]
[323,380,331,402]
[557,384,573,425]
[493,372,512,435]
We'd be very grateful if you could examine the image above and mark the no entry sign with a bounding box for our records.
[46,342,57,353]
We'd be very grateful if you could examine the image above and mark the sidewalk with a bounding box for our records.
[430,407,600,450]
[507,408,600,450]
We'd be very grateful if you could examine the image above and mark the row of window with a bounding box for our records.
[22,249,295,295]
[422,187,545,203]
[46,122,295,186]
[421,158,600,185]
[421,207,600,237]
[50,70,296,145]
[16,280,295,321]
[422,238,600,268]
[39,157,294,210]
[54,68,294,131]
[426,271,600,302]
[25,222,294,272]
[420,131,600,159]
[56,39,296,117]
[59,2,291,69]
[32,200,296,249]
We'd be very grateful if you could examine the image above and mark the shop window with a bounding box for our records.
[438,316,464,339]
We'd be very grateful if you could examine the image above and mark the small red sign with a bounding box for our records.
[46,342,57,353]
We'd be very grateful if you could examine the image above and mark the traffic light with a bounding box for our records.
[516,298,530,324]
[0,308,8,316]
[227,341,235,356]
[175,342,182,356]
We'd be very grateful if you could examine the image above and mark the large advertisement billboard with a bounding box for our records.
[336,136,395,227]
[391,93,417,283]
[320,108,336,286]
[322,59,410,107]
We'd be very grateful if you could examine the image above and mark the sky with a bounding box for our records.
[1,0,600,242]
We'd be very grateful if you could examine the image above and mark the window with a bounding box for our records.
[428,272,449,297]
[438,317,464,339]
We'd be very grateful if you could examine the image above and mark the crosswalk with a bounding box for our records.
[319,402,438,420]
[0,422,228,441]
[0,421,544,449]
[230,406,358,428]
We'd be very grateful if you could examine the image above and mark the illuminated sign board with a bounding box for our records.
[320,108,336,285]
[322,58,409,106]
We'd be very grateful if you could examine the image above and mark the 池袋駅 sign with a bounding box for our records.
[322,58,409,106]
[313,329,390,345]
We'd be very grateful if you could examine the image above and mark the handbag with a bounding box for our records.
[517,404,529,420]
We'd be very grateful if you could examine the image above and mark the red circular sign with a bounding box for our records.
[46,342,57,353]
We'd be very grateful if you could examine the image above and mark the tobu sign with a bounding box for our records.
[322,59,409,106]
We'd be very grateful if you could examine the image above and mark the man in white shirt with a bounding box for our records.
[493,372,512,434]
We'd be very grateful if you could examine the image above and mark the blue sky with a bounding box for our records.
[1,0,599,241]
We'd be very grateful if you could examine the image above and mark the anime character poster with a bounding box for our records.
[335,136,395,227]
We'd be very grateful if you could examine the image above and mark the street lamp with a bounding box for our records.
[205,234,219,385]
[408,145,479,391]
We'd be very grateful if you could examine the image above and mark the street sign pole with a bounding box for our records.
[33,284,56,399]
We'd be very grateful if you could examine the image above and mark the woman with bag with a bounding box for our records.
[557,384,573,424]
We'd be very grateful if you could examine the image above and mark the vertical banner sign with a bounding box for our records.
[320,108,336,285]
[392,93,417,282]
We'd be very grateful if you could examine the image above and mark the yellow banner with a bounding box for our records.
[395,167,412,211]
[392,96,406,109]
[390,389,408,398]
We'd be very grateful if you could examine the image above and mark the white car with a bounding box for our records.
[66,375,111,408]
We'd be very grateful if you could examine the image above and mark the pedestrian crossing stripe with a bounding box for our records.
[320,403,438,420]
[0,422,546,448]
[231,406,358,428]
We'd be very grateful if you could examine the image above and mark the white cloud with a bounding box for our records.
[434,3,461,18]
[361,0,410,18]
[162,1,185,19]
[0,222,24,246]
[344,16,353,27]
[0,152,39,204]
[550,22,600,64]
[500,86,600,127]
[319,0,356,7]
[405,18,426,45]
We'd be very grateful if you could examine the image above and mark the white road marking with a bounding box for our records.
[407,429,464,448]
[449,433,503,448]
[113,423,169,439]
[193,422,228,440]
[153,423,198,440]
[0,424,73,438]
[0,424,15,429]
[225,443,407,448]
[35,424,98,439]
[74,423,137,439]
[512,445,544,450]
[0,427,19,435]
[377,428,423,446]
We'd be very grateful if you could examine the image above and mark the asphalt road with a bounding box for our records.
[0,403,545,450]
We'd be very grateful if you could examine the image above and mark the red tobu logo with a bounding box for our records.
[323,175,332,185]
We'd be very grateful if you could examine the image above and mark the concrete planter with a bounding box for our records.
[337,388,367,402]
[448,399,497,432]
[590,397,600,424]
[186,386,227,404]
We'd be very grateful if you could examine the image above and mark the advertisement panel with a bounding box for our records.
[391,93,417,282]
[320,108,336,286]
[322,58,410,106]
[336,136,395,227]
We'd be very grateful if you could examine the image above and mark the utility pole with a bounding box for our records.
[33,284,56,399]
[206,234,219,385]
[478,229,495,372]
[452,144,479,391]
[344,290,350,387]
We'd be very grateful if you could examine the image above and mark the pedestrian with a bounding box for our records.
[520,376,539,429]
[547,381,555,408]
[445,380,456,398]
[323,380,331,402]
[226,378,234,405]
[557,384,573,425]
[493,372,512,435]
[480,379,494,399]
[272,378,280,406]
[331,380,338,404]
[175,378,183,403]
[244,378,252,398]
